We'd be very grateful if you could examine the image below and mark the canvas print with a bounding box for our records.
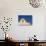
[18,15,32,26]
